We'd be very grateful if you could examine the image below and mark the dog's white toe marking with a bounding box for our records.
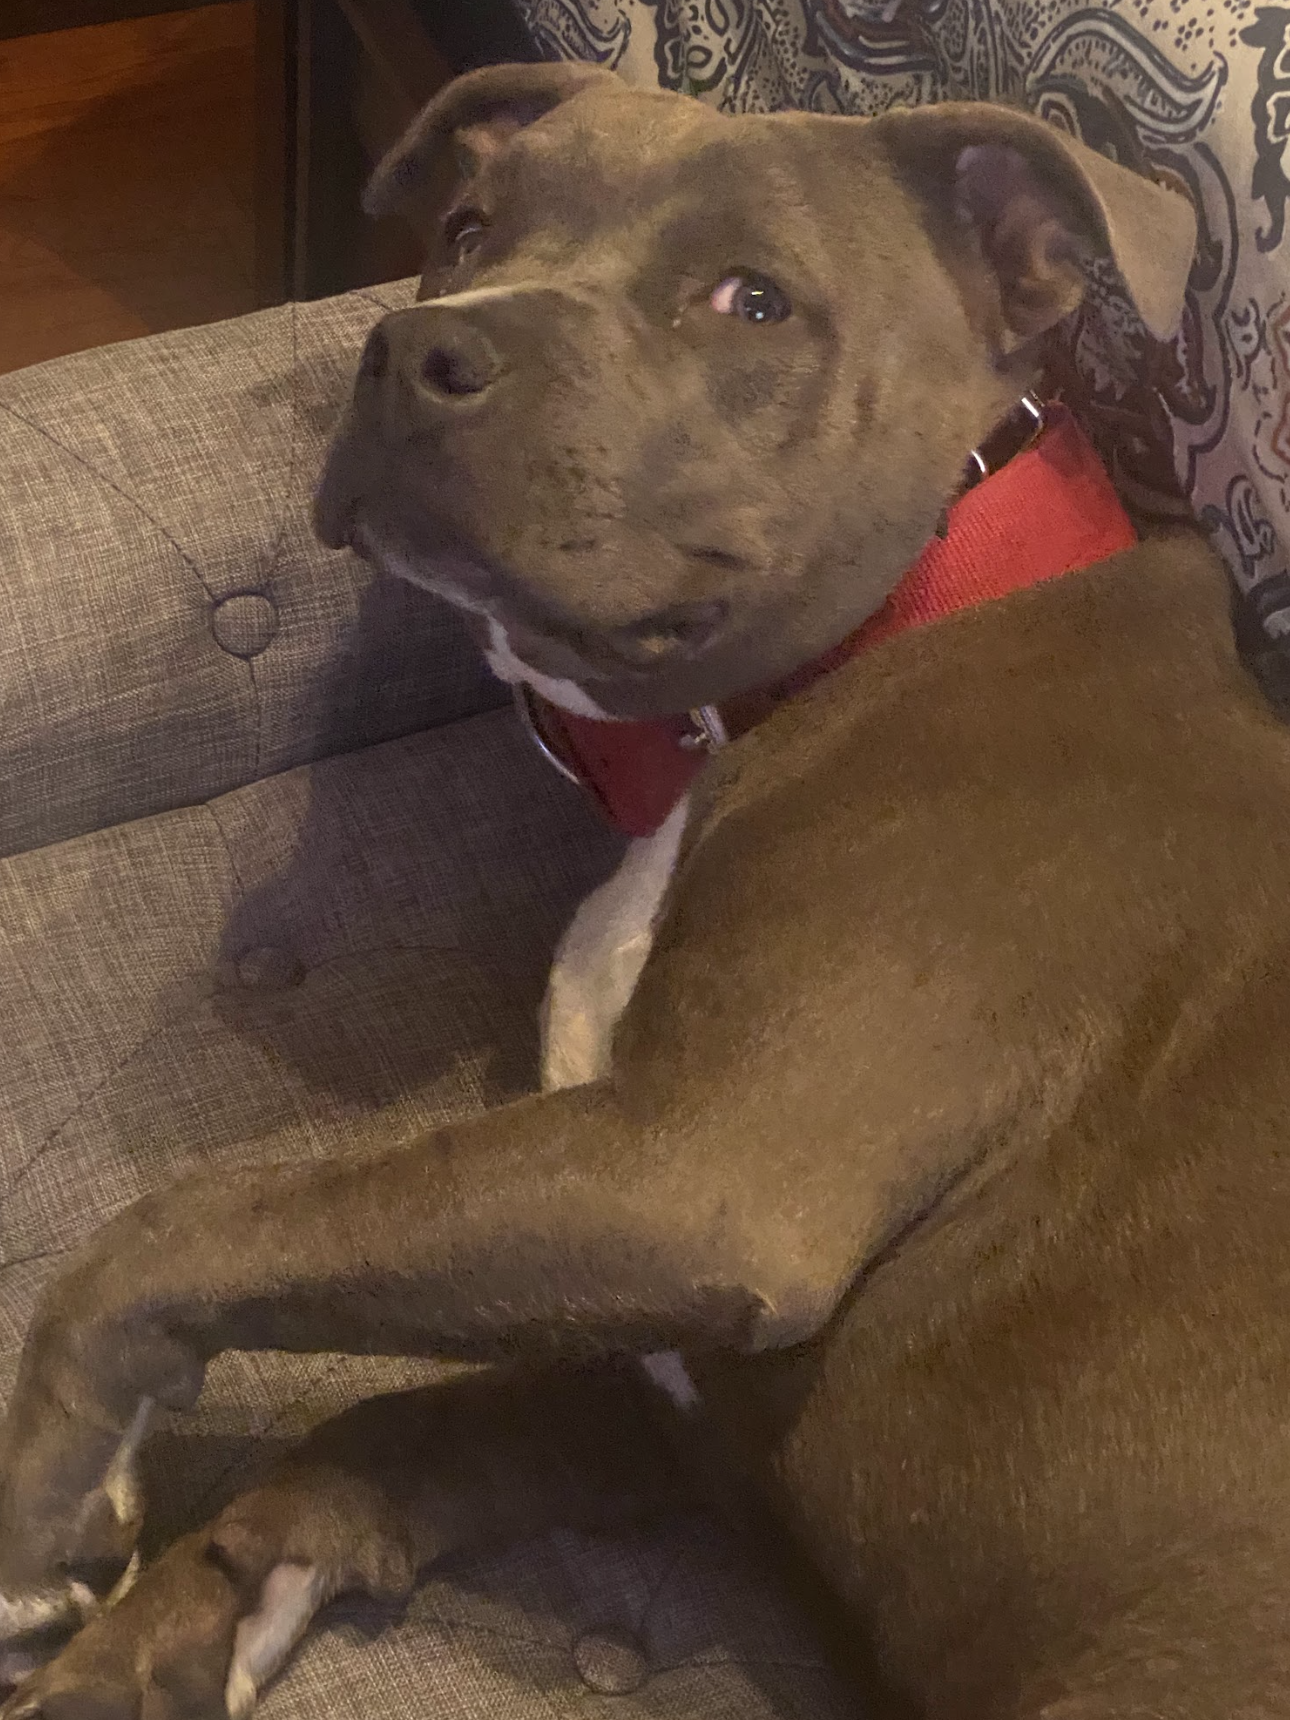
[103,1549,142,1612]
[102,1397,153,1533]
[0,1397,152,1689]
[65,1581,95,1618]
[0,1590,73,1638]
[0,1585,95,1691]
[224,1564,330,1720]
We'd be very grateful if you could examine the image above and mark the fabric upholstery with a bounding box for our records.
[0,710,618,1281]
[0,278,502,862]
[0,291,856,1715]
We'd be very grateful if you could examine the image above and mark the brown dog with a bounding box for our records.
[5,61,1289,1720]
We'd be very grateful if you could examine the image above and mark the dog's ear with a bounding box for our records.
[873,101,1197,348]
[364,61,620,228]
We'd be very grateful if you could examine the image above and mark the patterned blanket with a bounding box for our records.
[513,0,1290,683]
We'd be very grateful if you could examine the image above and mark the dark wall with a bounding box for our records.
[2,0,214,37]
[2,0,533,52]
[405,0,535,69]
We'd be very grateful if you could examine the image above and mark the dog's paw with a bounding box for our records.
[0,1404,153,1696]
[0,1227,209,1654]
[0,1529,329,1720]
[0,1531,241,1720]
[0,1378,155,1684]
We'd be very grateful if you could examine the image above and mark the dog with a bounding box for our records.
[5,57,1290,1720]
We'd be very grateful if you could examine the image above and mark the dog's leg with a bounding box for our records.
[0,1363,683,1717]
[1,782,1019,1658]
[0,1070,866,1637]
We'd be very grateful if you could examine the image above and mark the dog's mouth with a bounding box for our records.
[344,514,736,718]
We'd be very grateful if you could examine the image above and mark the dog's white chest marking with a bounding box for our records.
[541,796,688,1094]
[540,796,700,1414]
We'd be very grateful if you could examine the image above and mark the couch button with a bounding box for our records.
[572,1627,649,1694]
[234,946,304,990]
[211,592,278,657]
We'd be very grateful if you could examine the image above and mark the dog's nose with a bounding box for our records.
[362,308,504,406]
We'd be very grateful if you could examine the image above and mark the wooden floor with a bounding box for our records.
[0,2,255,376]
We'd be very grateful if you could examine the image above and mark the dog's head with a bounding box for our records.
[315,65,1196,719]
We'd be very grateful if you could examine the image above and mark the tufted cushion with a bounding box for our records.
[0,696,856,1718]
[0,280,504,862]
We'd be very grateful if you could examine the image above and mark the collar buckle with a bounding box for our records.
[678,704,730,753]
[963,392,1046,491]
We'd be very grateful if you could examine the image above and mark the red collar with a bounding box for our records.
[518,401,1136,837]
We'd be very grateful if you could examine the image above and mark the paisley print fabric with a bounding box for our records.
[513,0,1290,669]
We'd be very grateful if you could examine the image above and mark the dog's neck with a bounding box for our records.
[519,401,1137,837]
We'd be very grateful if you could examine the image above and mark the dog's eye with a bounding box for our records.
[710,272,791,324]
[444,208,488,260]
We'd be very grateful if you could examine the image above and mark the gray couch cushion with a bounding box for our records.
[0,705,615,1278]
[0,706,854,1719]
[0,280,504,861]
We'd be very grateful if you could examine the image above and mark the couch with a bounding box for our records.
[0,281,858,1718]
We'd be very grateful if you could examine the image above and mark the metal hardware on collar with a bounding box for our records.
[963,392,1046,492]
[1017,392,1046,452]
[678,704,730,753]
[509,402,1129,836]
[513,683,585,787]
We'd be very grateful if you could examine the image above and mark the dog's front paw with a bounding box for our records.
[1,1465,411,1720]
[0,1232,208,1679]
[0,1530,258,1720]
[0,1383,153,1689]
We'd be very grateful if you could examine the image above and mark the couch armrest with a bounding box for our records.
[0,280,503,860]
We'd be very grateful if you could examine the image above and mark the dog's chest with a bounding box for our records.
[540,798,701,1414]
[540,797,688,1094]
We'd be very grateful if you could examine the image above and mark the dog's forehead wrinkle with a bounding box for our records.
[500,107,696,233]
[499,110,805,263]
